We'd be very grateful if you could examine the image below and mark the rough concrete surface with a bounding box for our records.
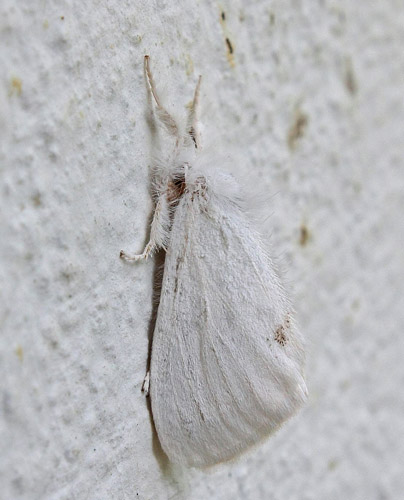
[1,1,404,499]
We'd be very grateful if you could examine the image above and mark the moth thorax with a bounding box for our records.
[167,174,186,203]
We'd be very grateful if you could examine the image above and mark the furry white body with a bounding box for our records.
[121,57,307,467]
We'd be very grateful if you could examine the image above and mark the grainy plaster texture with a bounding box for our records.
[1,1,404,499]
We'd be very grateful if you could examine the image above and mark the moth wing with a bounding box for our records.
[150,188,307,467]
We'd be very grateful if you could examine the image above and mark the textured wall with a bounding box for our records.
[1,1,404,499]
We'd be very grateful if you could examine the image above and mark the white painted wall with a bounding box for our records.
[1,1,404,499]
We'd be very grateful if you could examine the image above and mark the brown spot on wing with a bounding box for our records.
[275,326,287,346]
[225,37,234,55]
[9,77,22,97]
[344,57,358,95]
[274,314,292,346]
[287,108,308,150]
[299,224,310,246]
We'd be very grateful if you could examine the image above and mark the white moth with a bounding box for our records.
[121,56,307,467]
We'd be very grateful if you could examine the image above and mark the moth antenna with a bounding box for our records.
[186,75,202,149]
[144,55,180,141]
[144,55,162,108]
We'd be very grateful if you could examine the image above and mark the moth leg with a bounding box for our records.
[141,370,150,396]
[144,55,180,142]
[120,194,169,261]
[186,74,202,149]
